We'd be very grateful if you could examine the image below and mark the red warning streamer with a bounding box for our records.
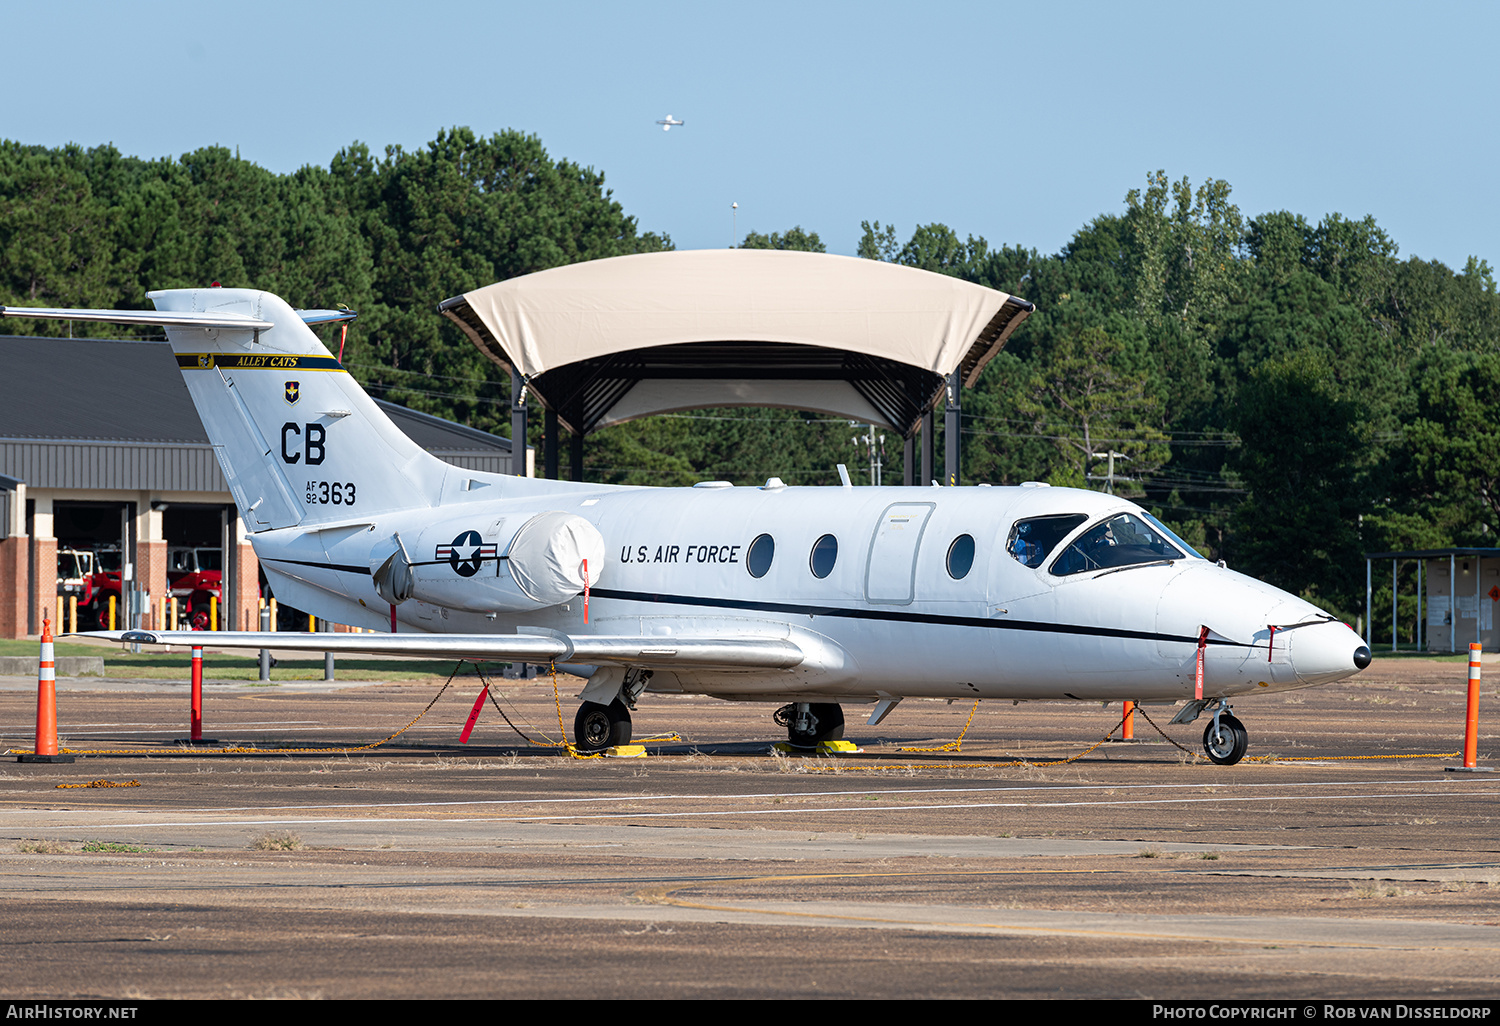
[1195,625,1209,701]
[460,684,490,744]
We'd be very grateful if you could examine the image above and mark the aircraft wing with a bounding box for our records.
[83,630,805,670]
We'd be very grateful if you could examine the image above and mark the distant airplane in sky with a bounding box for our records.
[655,114,684,131]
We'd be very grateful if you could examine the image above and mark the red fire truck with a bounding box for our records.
[86,545,222,630]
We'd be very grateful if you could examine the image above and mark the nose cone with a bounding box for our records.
[1292,621,1372,685]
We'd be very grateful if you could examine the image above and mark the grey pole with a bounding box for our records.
[1451,554,1457,653]
[920,410,935,486]
[944,370,960,487]
[1417,559,1423,652]
[259,604,271,682]
[510,371,527,478]
[903,434,914,487]
[1365,559,1372,647]
[1393,558,1398,653]
[323,617,334,682]
[1478,556,1484,649]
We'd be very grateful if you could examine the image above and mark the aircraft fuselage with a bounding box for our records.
[253,477,1365,707]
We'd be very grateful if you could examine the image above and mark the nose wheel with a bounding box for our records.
[1202,712,1248,765]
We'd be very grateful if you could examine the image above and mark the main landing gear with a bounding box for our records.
[571,668,650,754]
[574,699,632,753]
[775,702,844,748]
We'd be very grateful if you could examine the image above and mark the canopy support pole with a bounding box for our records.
[510,373,527,478]
[944,370,960,487]
[544,407,559,480]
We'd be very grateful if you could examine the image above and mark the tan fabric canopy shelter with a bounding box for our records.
[439,250,1033,437]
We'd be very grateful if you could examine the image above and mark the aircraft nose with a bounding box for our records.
[1291,621,1373,685]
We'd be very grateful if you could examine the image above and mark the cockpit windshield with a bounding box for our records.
[1050,512,1186,576]
[1136,511,1207,561]
[1007,514,1088,568]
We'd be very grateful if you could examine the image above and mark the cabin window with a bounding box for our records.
[946,535,976,579]
[746,533,775,578]
[1050,513,1185,576]
[809,534,838,579]
[1007,514,1087,568]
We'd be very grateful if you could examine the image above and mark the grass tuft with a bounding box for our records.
[80,841,154,853]
[252,831,303,851]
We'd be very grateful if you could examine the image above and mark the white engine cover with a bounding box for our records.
[386,510,606,614]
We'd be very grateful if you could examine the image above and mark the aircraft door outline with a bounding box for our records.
[864,502,936,605]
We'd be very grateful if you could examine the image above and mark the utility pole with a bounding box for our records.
[1097,450,1130,495]
[852,423,885,486]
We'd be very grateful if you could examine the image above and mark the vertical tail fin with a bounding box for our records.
[150,288,453,531]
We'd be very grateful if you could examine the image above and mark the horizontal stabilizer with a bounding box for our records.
[1,305,356,330]
[1,306,275,330]
[83,631,805,670]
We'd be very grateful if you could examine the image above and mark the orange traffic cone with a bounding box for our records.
[20,617,74,763]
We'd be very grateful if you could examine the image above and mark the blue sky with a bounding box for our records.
[10,0,1497,268]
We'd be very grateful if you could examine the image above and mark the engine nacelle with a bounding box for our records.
[369,511,605,614]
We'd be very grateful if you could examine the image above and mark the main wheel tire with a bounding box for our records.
[1203,713,1248,766]
[574,699,633,753]
[787,703,844,748]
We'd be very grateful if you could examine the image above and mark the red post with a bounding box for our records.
[1122,700,1135,740]
[191,645,204,742]
[1464,643,1481,769]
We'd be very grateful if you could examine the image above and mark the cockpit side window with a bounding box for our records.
[1050,512,1186,576]
[1006,514,1088,568]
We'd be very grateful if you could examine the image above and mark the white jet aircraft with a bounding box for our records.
[3,289,1371,762]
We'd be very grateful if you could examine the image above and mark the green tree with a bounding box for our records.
[1229,349,1373,613]
[856,220,899,262]
[1407,347,1500,537]
[0,143,120,321]
[1015,315,1169,494]
[738,226,825,252]
[1126,171,1246,346]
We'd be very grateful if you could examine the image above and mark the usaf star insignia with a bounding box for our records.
[436,530,497,578]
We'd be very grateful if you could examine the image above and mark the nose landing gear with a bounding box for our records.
[1170,698,1251,765]
[1202,708,1248,765]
